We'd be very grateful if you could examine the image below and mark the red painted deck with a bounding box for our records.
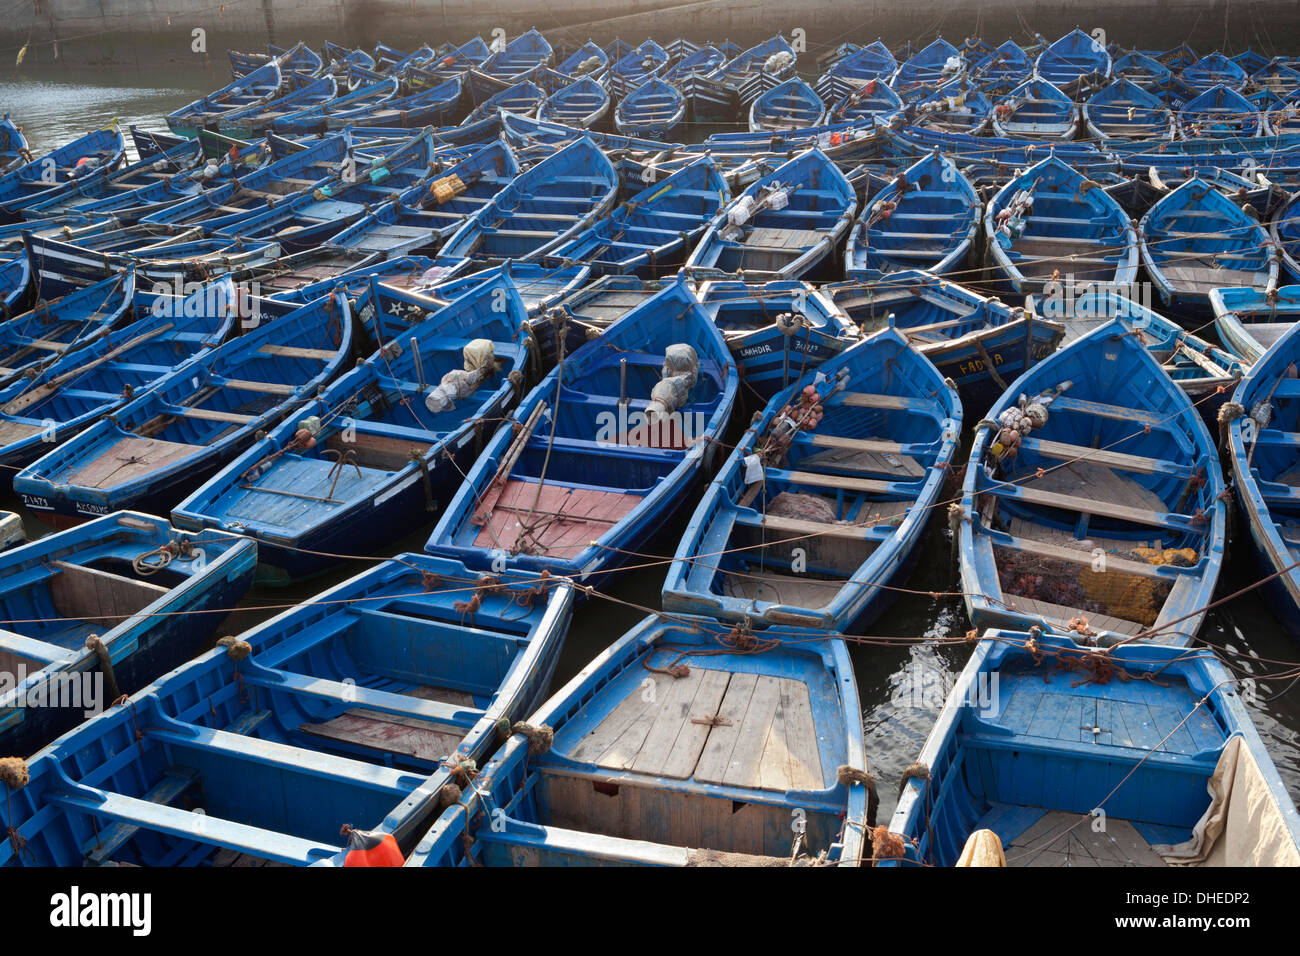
[472,479,641,559]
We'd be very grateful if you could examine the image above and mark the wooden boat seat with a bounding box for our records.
[982,477,1199,533]
[0,628,80,666]
[238,659,483,730]
[81,767,201,866]
[257,344,337,360]
[1046,394,1169,427]
[1014,435,1193,477]
[824,390,934,413]
[737,510,893,542]
[990,533,1181,579]
[169,406,257,425]
[763,464,913,494]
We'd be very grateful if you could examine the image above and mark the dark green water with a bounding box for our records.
[3,66,1299,823]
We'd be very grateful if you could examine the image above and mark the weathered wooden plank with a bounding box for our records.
[694,671,757,784]
[653,669,732,780]
[721,675,783,789]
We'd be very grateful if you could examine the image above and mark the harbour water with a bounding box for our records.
[4,65,1299,826]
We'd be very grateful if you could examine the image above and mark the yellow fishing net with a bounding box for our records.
[1079,547,1195,626]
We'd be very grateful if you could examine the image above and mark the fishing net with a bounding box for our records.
[768,492,837,523]
[995,544,1187,627]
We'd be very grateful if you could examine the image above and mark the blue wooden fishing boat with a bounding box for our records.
[0,552,575,866]
[377,41,438,75]
[468,28,553,102]
[1227,318,1300,636]
[608,40,670,98]
[172,273,531,583]
[747,77,826,132]
[661,327,958,631]
[463,79,545,126]
[1111,50,1176,91]
[958,318,1226,644]
[614,79,686,140]
[0,115,29,174]
[19,138,204,220]
[1252,59,1300,95]
[1035,28,1111,87]
[532,156,728,276]
[825,272,1065,410]
[1211,284,1300,363]
[332,76,464,130]
[322,40,376,75]
[695,279,856,399]
[438,135,618,264]
[555,40,609,79]
[424,277,737,585]
[890,37,964,99]
[206,132,437,254]
[1158,43,1201,71]
[22,228,278,300]
[0,268,134,386]
[1273,191,1300,281]
[1033,287,1242,409]
[1181,52,1249,91]
[972,40,1033,94]
[527,273,664,365]
[538,77,610,129]
[910,78,993,134]
[845,150,979,280]
[139,132,350,229]
[888,630,1300,867]
[1083,78,1175,140]
[0,511,256,758]
[984,154,1139,297]
[712,35,796,99]
[40,165,217,231]
[327,141,519,258]
[685,148,856,281]
[1231,47,1273,72]
[407,47,474,85]
[1178,85,1268,137]
[816,40,898,101]
[167,60,283,136]
[825,79,903,124]
[272,78,400,135]
[662,45,727,87]
[0,278,237,484]
[270,41,324,78]
[0,124,126,218]
[1139,176,1279,318]
[13,292,353,525]
[218,75,338,136]
[991,77,1079,139]
[407,613,869,867]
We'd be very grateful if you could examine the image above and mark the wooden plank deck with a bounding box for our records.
[67,436,207,489]
[1003,810,1167,866]
[569,666,826,791]
[298,685,474,761]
